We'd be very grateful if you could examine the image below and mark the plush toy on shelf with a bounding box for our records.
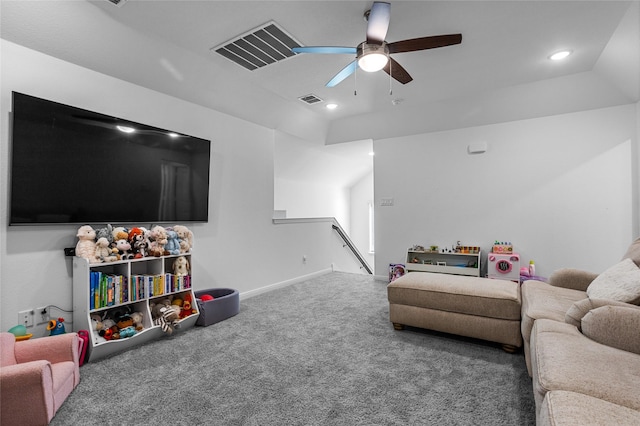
[128,227,148,259]
[148,225,169,257]
[173,225,193,253]
[95,224,114,247]
[151,301,180,335]
[76,225,99,263]
[115,314,137,339]
[129,311,145,332]
[165,229,181,255]
[94,237,118,263]
[115,239,134,260]
[173,256,190,276]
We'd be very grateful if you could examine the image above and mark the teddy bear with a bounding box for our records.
[148,225,169,257]
[129,311,145,331]
[165,229,181,255]
[76,225,99,263]
[173,225,193,253]
[173,256,190,276]
[94,237,118,263]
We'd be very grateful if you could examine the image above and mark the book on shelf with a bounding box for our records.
[89,272,129,310]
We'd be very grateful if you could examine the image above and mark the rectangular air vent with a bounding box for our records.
[212,21,301,71]
[298,94,324,105]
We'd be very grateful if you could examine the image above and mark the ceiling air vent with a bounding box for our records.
[298,94,324,105]
[212,21,301,71]
[105,0,128,6]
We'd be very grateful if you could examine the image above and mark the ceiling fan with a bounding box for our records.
[291,2,462,87]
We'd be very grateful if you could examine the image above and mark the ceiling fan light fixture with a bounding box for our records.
[358,53,388,72]
[357,43,389,72]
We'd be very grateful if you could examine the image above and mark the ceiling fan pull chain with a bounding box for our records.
[389,59,393,95]
[354,64,358,96]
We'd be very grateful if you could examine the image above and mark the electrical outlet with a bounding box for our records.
[36,306,49,325]
[18,309,34,328]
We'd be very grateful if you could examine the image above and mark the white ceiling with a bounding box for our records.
[2,0,639,187]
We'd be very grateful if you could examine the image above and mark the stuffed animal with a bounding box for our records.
[90,314,106,344]
[94,237,118,263]
[111,226,129,245]
[76,225,99,263]
[165,230,181,255]
[115,239,133,260]
[173,225,193,253]
[151,302,180,335]
[127,227,147,259]
[99,318,119,340]
[173,256,190,276]
[115,314,137,339]
[179,300,195,319]
[47,318,66,336]
[95,224,114,247]
[130,311,145,331]
[148,225,169,257]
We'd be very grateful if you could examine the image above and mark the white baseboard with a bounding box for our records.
[239,268,333,300]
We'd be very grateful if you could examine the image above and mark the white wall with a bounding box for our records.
[274,178,350,232]
[349,171,374,268]
[375,105,638,279]
[0,41,347,336]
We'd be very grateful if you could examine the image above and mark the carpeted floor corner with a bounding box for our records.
[52,272,535,425]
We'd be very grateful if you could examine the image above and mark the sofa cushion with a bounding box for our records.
[565,298,637,329]
[581,305,640,355]
[586,258,640,304]
[530,319,640,413]
[521,280,586,343]
[538,391,640,426]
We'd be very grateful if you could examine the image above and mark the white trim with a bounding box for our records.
[239,268,333,300]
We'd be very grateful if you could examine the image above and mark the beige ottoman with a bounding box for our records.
[387,272,522,351]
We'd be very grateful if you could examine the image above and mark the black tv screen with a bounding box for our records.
[9,92,211,225]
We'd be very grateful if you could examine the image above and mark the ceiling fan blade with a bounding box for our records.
[383,57,413,84]
[388,34,462,54]
[326,60,358,87]
[366,2,391,44]
[292,46,357,54]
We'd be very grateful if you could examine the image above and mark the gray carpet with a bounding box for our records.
[52,272,535,425]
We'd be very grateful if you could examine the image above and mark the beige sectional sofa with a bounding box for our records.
[521,238,640,424]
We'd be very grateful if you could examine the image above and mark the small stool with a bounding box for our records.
[387,272,522,352]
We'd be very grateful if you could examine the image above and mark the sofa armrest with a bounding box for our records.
[548,268,599,291]
[0,360,55,424]
[14,333,79,365]
[581,305,640,355]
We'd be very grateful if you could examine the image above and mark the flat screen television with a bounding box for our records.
[9,92,211,225]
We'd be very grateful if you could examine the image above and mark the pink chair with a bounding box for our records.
[0,332,80,425]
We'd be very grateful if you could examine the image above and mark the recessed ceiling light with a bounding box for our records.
[326,103,338,110]
[549,50,572,61]
[368,151,375,156]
